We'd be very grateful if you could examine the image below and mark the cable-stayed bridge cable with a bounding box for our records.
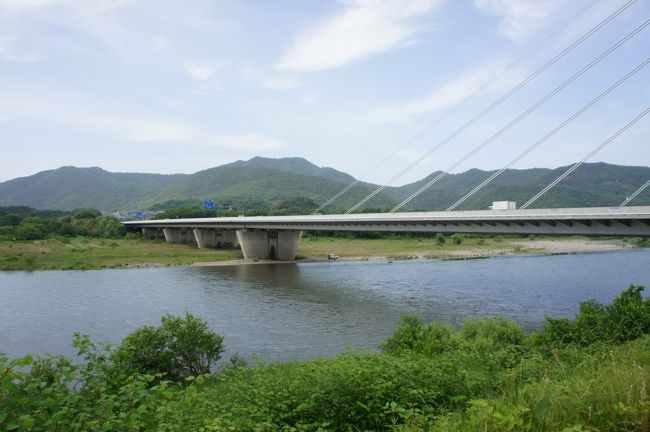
[621,179,650,206]
[345,0,638,214]
[446,57,649,211]
[312,0,602,214]
[521,106,650,209]
[389,22,649,213]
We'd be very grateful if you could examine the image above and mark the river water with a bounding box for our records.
[1,249,649,362]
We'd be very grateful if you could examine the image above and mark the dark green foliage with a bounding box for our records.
[533,285,650,347]
[113,312,224,381]
[270,196,317,214]
[0,206,128,240]
[460,316,525,347]
[97,216,126,238]
[436,233,446,245]
[381,315,458,356]
[72,208,101,219]
[451,233,465,245]
[14,217,48,240]
[0,213,23,227]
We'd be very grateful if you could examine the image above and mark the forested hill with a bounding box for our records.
[0,158,648,211]
[0,166,186,211]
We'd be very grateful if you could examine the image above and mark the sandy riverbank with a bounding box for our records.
[191,237,634,267]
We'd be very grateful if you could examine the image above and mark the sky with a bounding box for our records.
[0,0,649,185]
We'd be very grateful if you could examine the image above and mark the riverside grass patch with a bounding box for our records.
[1,285,650,431]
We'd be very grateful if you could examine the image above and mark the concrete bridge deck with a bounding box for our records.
[123,206,650,261]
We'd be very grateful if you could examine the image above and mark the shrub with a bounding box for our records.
[435,233,446,245]
[98,216,126,238]
[451,233,465,245]
[381,315,457,356]
[113,312,224,381]
[460,317,525,348]
[14,219,48,240]
[532,285,650,348]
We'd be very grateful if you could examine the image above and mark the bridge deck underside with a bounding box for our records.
[134,218,650,236]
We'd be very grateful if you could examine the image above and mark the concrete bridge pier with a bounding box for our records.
[193,228,239,249]
[236,229,302,261]
[163,227,196,245]
[141,227,164,239]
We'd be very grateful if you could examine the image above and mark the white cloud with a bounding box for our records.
[367,62,508,122]
[473,0,561,42]
[183,61,221,80]
[1,94,286,152]
[0,35,40,62]
[277,0,442,72]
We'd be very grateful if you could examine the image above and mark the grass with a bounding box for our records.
[0,234,629,271]
[299,235,539,260]
[0,237,241,271]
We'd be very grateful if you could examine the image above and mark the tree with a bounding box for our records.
[113,312,224,381]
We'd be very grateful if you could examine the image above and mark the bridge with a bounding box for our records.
[124,6,650,262]
[124,206,650,261]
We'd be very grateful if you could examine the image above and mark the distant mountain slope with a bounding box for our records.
[388,163,650,210]
[231,156,356,184]
[0,159,648,212]
[0,167,186,211]
[134,162,397,211]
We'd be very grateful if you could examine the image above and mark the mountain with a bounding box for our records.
[0,158,648,212]
[134,158,396,211]
[393,163,650,210]
[0,166,186,211]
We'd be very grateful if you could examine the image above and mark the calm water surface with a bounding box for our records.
[1,249,649,362]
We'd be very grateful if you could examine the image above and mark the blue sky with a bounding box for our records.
[0,0,648,185]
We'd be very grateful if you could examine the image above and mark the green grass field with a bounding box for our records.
[0,237,242,270]
[0,234,632,271]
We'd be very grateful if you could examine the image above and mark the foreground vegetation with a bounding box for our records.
[2,286,650,431]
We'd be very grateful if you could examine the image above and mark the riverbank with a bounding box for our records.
[3,286,649,431]
[0,235,640,271]
[0,237,242,270]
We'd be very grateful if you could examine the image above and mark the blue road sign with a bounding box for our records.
[204,200,215,209]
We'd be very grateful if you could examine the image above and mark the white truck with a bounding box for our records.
[489,201,517,210]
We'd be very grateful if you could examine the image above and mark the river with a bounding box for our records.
[1,249,649,362]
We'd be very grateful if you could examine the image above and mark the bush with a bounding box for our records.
[98,216,126,238]
[451,233,465,245]
[381,315,457,356]
[435,233,446,245]
[460,317,525,347]
[532,285,650,348]
[113,312,224,381]
[14,218,48,240]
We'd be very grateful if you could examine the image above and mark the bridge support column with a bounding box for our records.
[236,229,302,261]
[141,227,164,239]
[193,228,239,249]
[163,228,196,245]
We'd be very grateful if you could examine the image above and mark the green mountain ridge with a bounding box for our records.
[0,158,648,212]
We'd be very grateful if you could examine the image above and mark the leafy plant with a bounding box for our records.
[113,312,224,381]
